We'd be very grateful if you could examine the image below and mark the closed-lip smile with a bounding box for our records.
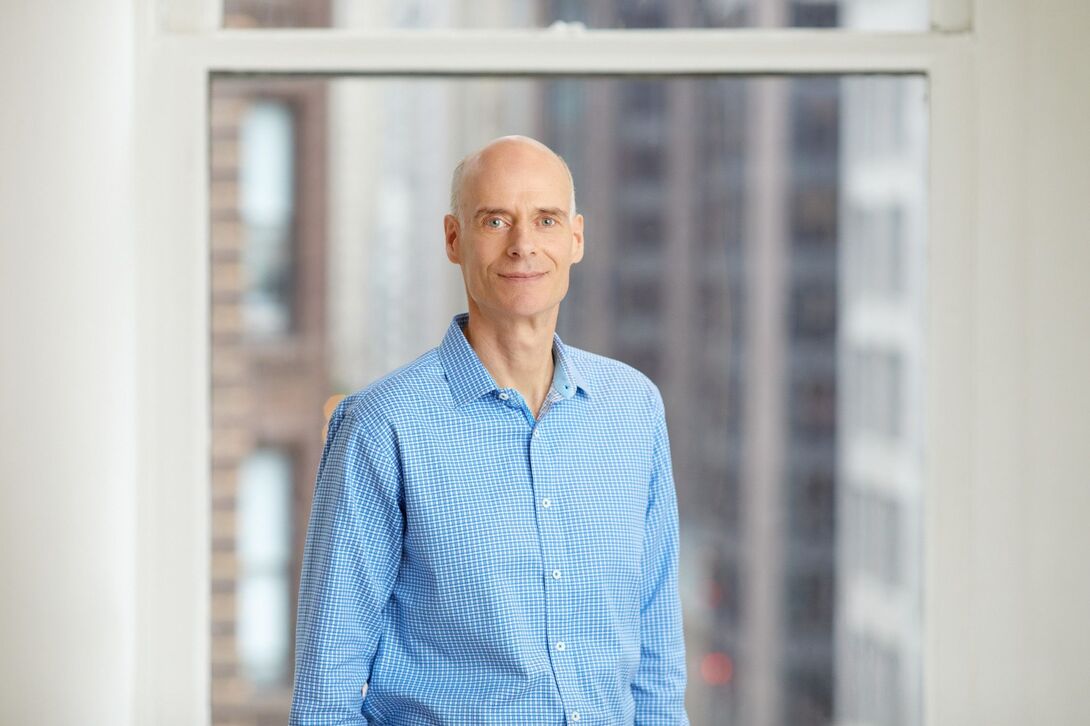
[499,272,546,279]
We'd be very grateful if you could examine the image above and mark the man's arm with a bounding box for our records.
[290,399,403,725]
[631,385,689,725]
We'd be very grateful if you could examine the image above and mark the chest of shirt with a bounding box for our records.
[391,399,655,591]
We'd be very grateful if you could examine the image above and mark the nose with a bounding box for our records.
[506,222,536,257]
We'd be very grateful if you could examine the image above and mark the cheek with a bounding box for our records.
[464,256,494,292]
[459,245,487,275]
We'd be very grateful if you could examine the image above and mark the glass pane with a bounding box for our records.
[224,0,929,31]
[210,73,927,725]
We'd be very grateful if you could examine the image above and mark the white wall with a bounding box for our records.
[0,2,135,726]
[966,2,1090,725]
[1010,1,1089,722]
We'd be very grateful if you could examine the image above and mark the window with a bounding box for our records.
[209,72,926,725]
[845,485,903,587]
[238,100,296,339]
[237,447,295,687]
[128,0,1009,720]
[845,345,905,440]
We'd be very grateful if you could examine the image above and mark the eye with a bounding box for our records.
[485,217,506,229]
[540,217,557,227]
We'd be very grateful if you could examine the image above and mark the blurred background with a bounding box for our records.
[2,1,1088,726]
[208,67,925,726]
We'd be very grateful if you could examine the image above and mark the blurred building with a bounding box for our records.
[209,74,332,724]
[211,6,332,726]
[836,5,928,726]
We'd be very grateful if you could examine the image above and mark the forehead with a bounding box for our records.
[463,143,572,209]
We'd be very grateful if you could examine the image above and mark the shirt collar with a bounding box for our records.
[439,312,590,408]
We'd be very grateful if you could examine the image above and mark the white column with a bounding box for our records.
[0,3,135,725]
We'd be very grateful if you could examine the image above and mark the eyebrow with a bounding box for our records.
[473,206,569,219]
[473,207,509,219]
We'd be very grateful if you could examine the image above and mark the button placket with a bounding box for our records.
[527,398,580,720]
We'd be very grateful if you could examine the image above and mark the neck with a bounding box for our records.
[463,302,558,418]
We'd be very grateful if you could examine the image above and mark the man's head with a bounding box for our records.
[449,136,577,223]
[444,135,584,324]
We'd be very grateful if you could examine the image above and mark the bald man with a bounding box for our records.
[290,136,689,725]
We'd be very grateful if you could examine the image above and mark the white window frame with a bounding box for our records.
[133,1,977,722]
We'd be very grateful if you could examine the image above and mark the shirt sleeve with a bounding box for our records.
[631,384,690,725]
[289,399,404,726]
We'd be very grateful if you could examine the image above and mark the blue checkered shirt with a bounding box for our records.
[290,312,688,725]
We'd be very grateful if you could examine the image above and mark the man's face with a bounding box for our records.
[444,141,584,324]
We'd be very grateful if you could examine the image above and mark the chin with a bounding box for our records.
[489,298,559,320]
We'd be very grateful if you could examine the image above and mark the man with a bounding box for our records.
[290,135,688,724]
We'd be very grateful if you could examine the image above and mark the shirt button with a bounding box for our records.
[552,569,562,580]
[555,641,566,651]
[542,498,552,509]
[571,712,581,722]
[498,391,509,400]
[532,428,541,439]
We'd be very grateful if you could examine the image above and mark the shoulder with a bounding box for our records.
[333,347,445,438]
[565,344,665,415]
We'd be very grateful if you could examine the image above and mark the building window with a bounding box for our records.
[845,345,904,440]
[237,447,295,688]
[239,100,296,339]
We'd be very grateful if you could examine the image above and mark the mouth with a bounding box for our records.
[499,272,547,281]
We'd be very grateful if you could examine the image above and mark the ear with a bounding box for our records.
[570,213,585,264]
[444,214,461,264]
